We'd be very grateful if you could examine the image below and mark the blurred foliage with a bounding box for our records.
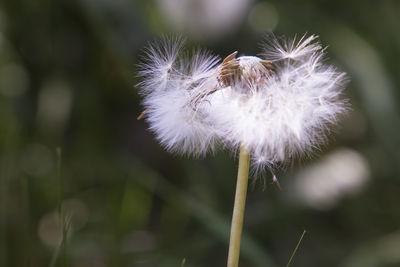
[1,0,400,266]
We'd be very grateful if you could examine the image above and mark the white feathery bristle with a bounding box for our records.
[262,34,322,62]
[138,37,221,156]
[137,37,185,95]
[137,34,348,170]
[143,88,217,156]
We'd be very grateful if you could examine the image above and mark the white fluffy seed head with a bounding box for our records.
[137,35,348,169]
[138,37,221,156]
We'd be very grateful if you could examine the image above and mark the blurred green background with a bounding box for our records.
[1,0,400,266]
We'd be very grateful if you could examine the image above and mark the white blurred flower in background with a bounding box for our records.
[157,0,253,39]
[293,148,370,210]
[248,2,279,33]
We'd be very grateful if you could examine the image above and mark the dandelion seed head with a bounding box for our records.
[137,35,348,170]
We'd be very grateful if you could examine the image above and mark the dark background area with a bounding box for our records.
[1,0,400,266]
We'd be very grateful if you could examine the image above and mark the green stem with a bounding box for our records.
[56,147,62,215]
[286,230,307,267]
[227,146,250,267]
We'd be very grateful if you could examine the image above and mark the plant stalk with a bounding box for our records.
[227,146,250,267]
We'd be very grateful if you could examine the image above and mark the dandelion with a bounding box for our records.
[137,34,347,267]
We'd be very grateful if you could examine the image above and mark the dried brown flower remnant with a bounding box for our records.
[218,51,240,87]
[218,51,274,92]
